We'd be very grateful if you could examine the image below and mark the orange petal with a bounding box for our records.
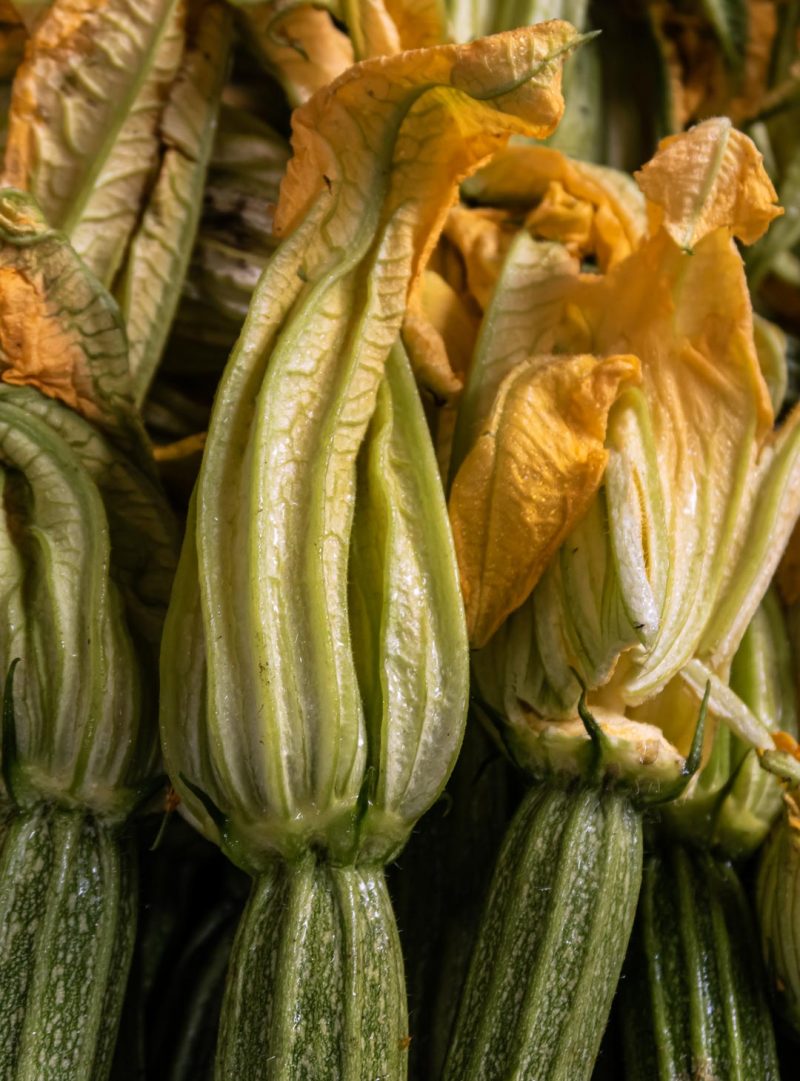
[635,117,782,249]
[449,352,641,647]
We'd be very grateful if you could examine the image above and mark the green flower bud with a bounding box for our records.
[162,341,468,870]
[159,25,584,870]
[0,392,175,818]
[0,189,177,820]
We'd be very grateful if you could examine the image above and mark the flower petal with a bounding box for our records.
[635,116,782,250]
[450,351,640,647]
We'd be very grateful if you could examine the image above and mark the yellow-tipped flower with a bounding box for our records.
[451,118,800,790]
[160,22,582,870]
[0,190,177,817]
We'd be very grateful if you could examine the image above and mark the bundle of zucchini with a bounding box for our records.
[0,2,798,1080]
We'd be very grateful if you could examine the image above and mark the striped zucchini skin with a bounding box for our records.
[757,814,800,1034]
[621,844,779,1081]
[0,805,137,1081]
[215,857,407,1081]
[443,783,643,1081]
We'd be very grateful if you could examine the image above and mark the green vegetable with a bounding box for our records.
[0,391,173,1077]
[756,791,800,1036]
[622,843,779,1081]
[390,717,514,1081]
[173,336,470,1079]
[444,782,642,1081]
[217,857,406,1080]
[0,808,137,1081]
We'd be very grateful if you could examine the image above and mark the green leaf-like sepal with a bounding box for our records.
[664,594,797,857]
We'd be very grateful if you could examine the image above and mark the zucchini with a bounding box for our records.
[621,843,779,1081]
[756,805,800,1036]
[0,805,137,1081]
[215,856,406,1081]
[443,783,642,1081]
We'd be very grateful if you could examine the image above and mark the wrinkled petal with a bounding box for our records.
[463,144,647,268]
[240,4,354,106]
[590,229,773,700]
[402,268,477,399]
[3,0,186,285]
[242,0,447,67]
[442,205,519,309]
[0,191,147,462]
[526,180,594,254]
[115,1,232,404]
[449,229,580,477]
[275,25,578,281]
[635,116,782,249]
[450,351,640,647]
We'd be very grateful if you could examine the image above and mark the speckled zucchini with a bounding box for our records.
[215,856,406,1081]
[0,805,137,1081]
[443,783,642,1081]
[621,844,779,1081]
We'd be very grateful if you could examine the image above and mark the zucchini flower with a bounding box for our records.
[455,119,795,788]
[0,191,177,1077]
[159,22,582,1080]
[3,0,234,403]
[233,0,447,107]
[443,120,795,1081]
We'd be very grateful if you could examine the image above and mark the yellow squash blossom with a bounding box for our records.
[409,143,645,471]
[454,118,797,786]
[234,0,448,106]
[161,22,583,865]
